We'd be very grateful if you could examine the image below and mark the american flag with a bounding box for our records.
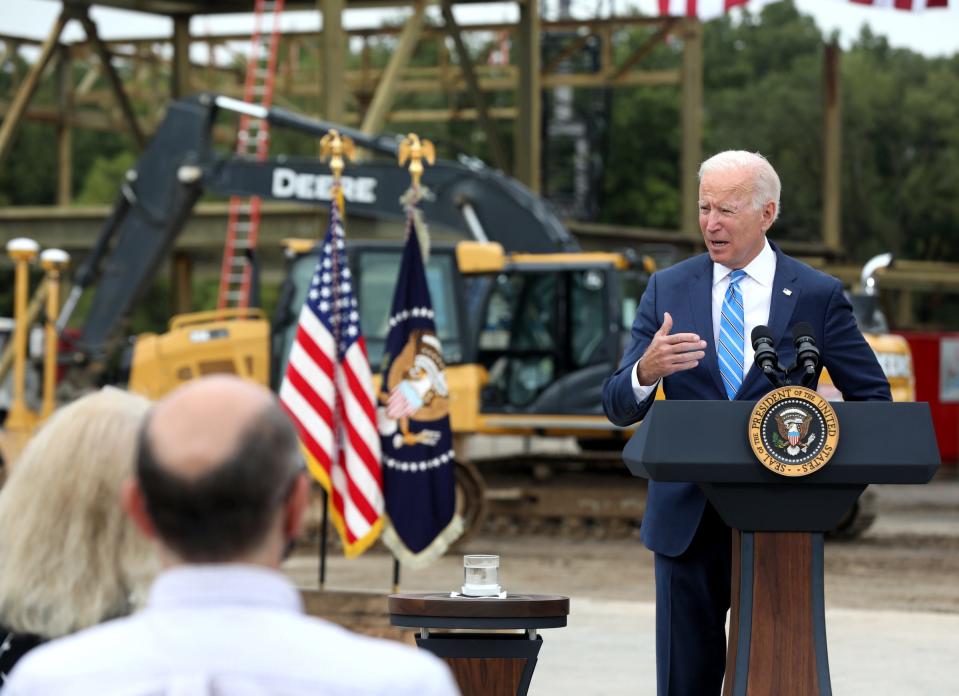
[278,198,383,558]
[658,0,947,17]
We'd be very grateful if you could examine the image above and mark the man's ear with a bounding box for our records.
[283,473,310,540]
[121,478,158,540]
[762,200,776,231]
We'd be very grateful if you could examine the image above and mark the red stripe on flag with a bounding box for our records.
[344,412,383,490]
[285,365,334,432]
[343,352,378,434]
[725,0,749,9]
[281,400,333,474]
[338,451,360,543]
[342,451,380,526]
[281,399,349,532]
[894,0,913,8]
[342,393,382,480]
[926,0,948,6]
[686,0,697,16]
[295,324,335,378]
[658,0,670,14]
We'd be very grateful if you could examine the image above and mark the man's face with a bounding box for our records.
[698,168,775,270]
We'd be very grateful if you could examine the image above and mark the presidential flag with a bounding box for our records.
[378,215,463,568]
[279,198,384,558]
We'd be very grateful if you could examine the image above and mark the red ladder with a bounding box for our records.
[217,0,286,309]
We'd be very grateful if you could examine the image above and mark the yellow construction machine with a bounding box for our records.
[816,253,915,538]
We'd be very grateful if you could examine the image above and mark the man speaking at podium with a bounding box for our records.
[602,151,890,695]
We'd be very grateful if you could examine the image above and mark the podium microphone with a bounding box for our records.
[751,325,783,387]
[793,321,821,387]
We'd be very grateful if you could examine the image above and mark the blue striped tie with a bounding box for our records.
[718,270,747,399]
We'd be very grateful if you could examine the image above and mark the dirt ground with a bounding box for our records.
[282,471,959,695]
[284,473,959,614]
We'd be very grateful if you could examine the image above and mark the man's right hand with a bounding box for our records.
[636,312,708,385]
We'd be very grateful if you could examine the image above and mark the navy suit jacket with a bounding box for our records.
[603,243,891,557]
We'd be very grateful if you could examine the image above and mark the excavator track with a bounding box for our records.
[470,450,646,540]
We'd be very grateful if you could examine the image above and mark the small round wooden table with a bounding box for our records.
[388,593,569,696]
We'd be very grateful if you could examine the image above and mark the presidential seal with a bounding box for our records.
[748,386,839,477]
[377,329,450,450]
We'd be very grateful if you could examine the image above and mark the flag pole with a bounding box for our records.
[319,487,329,590]
[316,130,355,590]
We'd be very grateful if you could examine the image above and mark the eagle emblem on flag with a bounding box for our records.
[380,329,449,449]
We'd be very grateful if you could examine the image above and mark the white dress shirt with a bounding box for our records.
[5,565,459,696]
[631,239,777,401]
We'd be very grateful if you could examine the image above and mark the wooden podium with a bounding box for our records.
[623,400,940,696]
[388,593,569,696]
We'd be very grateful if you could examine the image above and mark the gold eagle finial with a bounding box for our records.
[398,133,435,190]
[319,129,356,182]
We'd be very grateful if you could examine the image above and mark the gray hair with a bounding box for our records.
[699,150,781,223]
[0,387,159,638]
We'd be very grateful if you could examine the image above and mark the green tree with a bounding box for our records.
[842,28,959,262]
[75,151,137,205]
[597,0,959,267]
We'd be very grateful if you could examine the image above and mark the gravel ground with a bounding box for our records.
[286,475,959,611]
[283,474,959,694]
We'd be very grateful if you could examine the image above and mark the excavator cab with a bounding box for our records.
[271,240,473,386]
[475,260,626,415]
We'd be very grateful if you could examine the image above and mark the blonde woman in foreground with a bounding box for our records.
[0,387,159,685]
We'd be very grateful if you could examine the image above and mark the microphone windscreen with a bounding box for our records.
[792,321,816,342]
[751,325,773,346]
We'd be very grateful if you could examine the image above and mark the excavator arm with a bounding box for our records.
[63,94,576,370]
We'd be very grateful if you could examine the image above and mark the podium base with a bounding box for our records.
[724,530,831,696]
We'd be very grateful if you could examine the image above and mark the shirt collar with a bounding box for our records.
[713,238,776,288]
[147,564,304,614]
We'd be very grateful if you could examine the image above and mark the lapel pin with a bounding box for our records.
[783,288,793,296]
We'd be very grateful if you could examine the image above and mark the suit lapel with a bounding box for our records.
[688,256,726,396]
[767,246,801,346]
[738,243,801,396]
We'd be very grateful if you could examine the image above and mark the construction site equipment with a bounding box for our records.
[0,239,42,469]
[814,253,915,538]
[28,95,909,540]
[55,93,577,376]
[0,241,70,472]
[39,249,71,419]
[39,94,643,540]
[127,308,271,400]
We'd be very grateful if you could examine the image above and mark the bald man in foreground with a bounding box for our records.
[6,376,459,696]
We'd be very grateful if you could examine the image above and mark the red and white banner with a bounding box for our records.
[657,0,748,19]
[658,0,948,17]
[849,0,948,8]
